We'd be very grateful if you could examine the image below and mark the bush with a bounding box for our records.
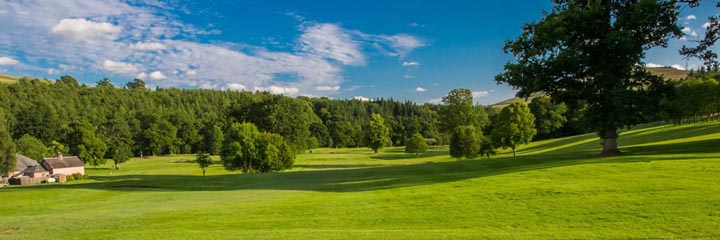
[66,174,75,181]
[74,173,84,180]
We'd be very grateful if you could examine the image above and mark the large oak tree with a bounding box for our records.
[496,0,682,155]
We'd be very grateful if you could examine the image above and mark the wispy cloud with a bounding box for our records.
[704,22,711,29]
[102,60,138,74]
[403,75,414,79]
[0,56,19,65]
[686,15,697,20]
[670,64,685,70]
[646,63,664,68]
[402,61,420,67]
[0,0,426,97]
[315,85,341,92]
[299,23,365,66]
[354,96,370,101]
[131,42,167,51]
[472,91,489,98]
[682,27,698,37]
[415,87,426,92]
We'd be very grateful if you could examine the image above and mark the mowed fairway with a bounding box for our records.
[2,122,720,239]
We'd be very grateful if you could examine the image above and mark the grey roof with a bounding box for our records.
[42,156,84,169]
[23,165,48,174]
[14,154,39,172]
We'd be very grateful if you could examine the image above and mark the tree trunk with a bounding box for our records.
[114,162,120,170]
[202,169,206,176]
[600,127,621,156]
[512,146,516,157]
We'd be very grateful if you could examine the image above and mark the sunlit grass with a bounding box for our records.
[1,122,719,239]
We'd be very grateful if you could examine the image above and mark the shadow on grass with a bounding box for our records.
[7,137,717,194]
[370,150,449,160]
[293,164,385,169]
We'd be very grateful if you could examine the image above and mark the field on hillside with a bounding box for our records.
[0,74,19,84]
[2,122,720,239]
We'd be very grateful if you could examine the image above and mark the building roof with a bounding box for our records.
[23,165,48,174]
[42,156,84,169]
[14,154,39,172]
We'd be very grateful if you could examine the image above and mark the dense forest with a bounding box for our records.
[0,70,718,172]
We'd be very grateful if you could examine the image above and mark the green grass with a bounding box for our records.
[2,122,720,239]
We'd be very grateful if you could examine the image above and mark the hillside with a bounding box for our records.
[490,67,691,108]
[1,121,719,239]
[0,74,19,84]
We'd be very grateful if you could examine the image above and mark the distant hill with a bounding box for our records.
[490,67,690,108]
[0,73,20,84]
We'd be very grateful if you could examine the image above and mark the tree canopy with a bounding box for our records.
[491,102,536,157]
[496,0,681,155]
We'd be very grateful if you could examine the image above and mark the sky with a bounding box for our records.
[0,0,717,105]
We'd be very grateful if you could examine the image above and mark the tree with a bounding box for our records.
[221,122,261,173]
[450,125,481,160]
[367,113,391,153]
[680,1,719,69]
[529,96,568,137]
[101,110,134,170]
[15,134,46,161]
[0,113,17,180]
[491,102,536,157]
[439,88,488,132]
[201,124,224,155]
[221,122,294,173]
[496,0,681,155]
[405,133,429,157]
[196,152,213,176]
[479,136,497,159]
[126,78,147,90]
[67,119,108,167]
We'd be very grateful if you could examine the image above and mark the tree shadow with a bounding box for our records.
[369,150,449,160]
[293,164,385,169]
[7,138,715,194]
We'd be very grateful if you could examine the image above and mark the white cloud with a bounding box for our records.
[704,22,711,29]
[257,86,300,95]
[472,91,489,98]
[670,64,685,70]
[403,75,414,79]
[131,42,166,51]
[227,83,246,91]
[682,27,698,37]
[47,68,57,74]
[646,63,664,68]
[148,71,167,80]
[415,87,427,92]
[299,23,365,66]
[686,15,697,20]
[377,34,426,57]
[315,85,341,92]
[402,61,420,67]
[0,56,19,65]
[50,18,121,41]
[102,60,138,74]
[354,96,370,101]
[0,0,425,97]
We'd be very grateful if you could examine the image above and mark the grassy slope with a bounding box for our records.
[0,74,19,84]
[1,122,720,239]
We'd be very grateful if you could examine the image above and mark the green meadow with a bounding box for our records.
[2,121,720,239]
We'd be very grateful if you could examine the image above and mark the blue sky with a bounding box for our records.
[0,1,716,105]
